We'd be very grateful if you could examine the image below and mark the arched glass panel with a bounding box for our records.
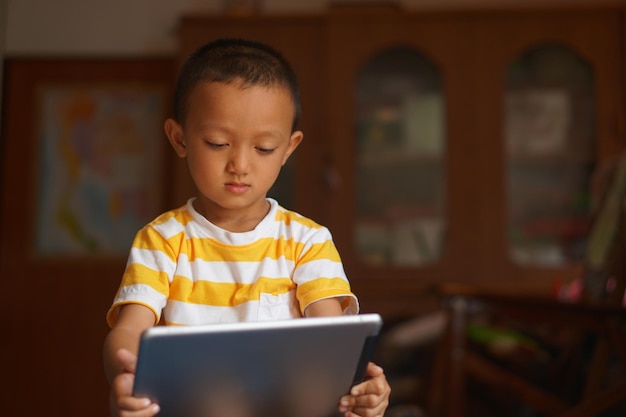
[505,44,594,266]
[355,47,446,267]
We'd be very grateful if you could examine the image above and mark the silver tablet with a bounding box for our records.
[133,313,382,417]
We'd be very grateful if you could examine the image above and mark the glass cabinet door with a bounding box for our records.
[354,47,446,267]
[505,44,595,267]
[326,10,623,305]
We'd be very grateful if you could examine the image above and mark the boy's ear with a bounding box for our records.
[282,130,303,166]
[164,118,187,158]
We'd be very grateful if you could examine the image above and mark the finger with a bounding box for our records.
[112,373,158,412]
[343,408,386,417]
[350,363,385,396]
[351,374,388,397]
[116,348,139,374]
[339,390,389,415]
[364,362,384,378]
[117,401,160,417]
[343,411,385,417]
[341,403,387,417]
[338,394,354,413]
[116,403,161,417]
[343,373,390,417]
[345,393,389,417]
[340,364,390,416]
[349,392,383,409]
[339,400,388,417]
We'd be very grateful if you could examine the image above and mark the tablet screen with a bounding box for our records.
[133,314,382,417]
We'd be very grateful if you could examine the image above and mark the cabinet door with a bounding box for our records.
[471,10,624,292]
[177,16,327,222]
[326,8,624,313]
[326,11,482,312]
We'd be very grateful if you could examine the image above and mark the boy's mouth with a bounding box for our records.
[224,182,250,194]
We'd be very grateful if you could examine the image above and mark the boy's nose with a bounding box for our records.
[227,149,250,175]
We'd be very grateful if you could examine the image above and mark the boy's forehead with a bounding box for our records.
[184,80,296,127]
[190,80,296,109]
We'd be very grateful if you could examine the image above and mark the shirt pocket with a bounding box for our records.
[257,291,300,321]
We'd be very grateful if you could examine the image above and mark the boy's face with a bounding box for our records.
[165,80,302,225]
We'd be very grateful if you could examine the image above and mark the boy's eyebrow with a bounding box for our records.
[188,123,232,137]
[196,123,288,140]
[251,129,291,142]
[196,122,232,132]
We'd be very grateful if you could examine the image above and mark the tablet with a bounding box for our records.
[133,313,383,417]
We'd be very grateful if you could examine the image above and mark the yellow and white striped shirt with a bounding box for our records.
[107,198,358,327]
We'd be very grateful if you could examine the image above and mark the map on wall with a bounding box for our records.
[35,86,165,257]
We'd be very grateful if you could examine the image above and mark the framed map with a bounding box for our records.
[1,59,173,259]
[36,86,166,256]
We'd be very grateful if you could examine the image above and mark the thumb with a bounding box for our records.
[116,348,138,374]
[365,362,384,378]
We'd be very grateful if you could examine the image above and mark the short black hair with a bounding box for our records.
[173,38,301,132]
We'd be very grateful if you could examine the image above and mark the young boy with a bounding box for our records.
[103,38,390,417]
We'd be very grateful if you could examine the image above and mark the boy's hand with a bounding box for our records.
[109,348,160,417]
[338,362,390,417]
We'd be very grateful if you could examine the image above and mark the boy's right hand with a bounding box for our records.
[109,348,160,417]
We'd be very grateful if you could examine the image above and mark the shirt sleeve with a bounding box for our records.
[105,225,177,327]
[292,227,359,315]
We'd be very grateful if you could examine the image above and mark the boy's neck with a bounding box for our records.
[192,197,271,233]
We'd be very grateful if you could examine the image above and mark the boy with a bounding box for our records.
[103,38,390,417]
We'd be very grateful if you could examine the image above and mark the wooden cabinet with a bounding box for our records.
[178,5,625,318]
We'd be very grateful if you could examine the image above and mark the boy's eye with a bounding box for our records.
[256,147,276,154]
[206,142,227,149]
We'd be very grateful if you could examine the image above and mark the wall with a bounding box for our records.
[5,0,620,55]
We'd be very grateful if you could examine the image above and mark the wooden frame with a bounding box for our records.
[1,58,174,261]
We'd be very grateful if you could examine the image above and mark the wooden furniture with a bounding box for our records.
[431,158,626,416]
[432,283,626,417]
[177,4,626,318]
[323,5,625,316]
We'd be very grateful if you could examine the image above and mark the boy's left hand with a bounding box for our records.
[338,362,390,417]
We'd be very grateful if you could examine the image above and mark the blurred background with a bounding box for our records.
[1,1,626,416]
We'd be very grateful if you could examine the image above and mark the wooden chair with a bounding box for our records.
[430,284,626,417]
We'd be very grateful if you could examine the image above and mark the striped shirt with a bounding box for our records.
[106,198,358,327]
